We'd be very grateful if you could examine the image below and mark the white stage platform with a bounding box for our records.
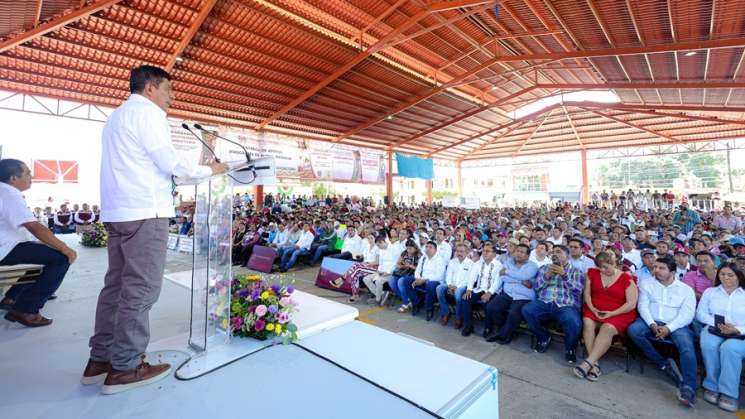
[1,267,498,419]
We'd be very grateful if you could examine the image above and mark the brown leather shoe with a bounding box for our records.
[81,359,112,385]
[4,310,52,327]
[440,313,450,326]
[101,361,171,395]
[454,318,463,329]
[0,298,14,311]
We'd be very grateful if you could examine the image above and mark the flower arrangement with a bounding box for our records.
[230,274,299,344]
[80,222,108,247]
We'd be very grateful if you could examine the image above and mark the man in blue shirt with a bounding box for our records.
[672,202,701,235]
[485,244,538,344]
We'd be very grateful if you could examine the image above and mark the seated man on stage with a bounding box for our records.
[279,223,315,272]
[522,244,584,363]
[459,242,502,337]
[53,204,74,234]
[74,203,95,232]
[436,243,474,327]
[0,159,77,327]
[484,244,538,344]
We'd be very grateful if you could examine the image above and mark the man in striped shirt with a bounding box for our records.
[522,244,585,363]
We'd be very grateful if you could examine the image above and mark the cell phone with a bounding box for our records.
[715,314,725,327]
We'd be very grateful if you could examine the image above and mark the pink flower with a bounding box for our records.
[279,297,291,307]
[277,312,290,324]
[255,305,268,317]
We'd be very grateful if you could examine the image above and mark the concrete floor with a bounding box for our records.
[1,235,740,419]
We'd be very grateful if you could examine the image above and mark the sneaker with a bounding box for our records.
[565,350,577,364]
[101,361,172,395]
[677,385,695,408]
[534,337,552,353]
[718,395,739,412]
[661,358,682,387]
[703,389,719,405]
[397,303,411,313]
[379,291,390,307]
[81,359,112,385]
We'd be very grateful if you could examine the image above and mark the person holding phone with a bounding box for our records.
[522,245,584,363]
[697,262,745,412]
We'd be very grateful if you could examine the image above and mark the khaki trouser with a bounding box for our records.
[362,272,391,301]
[89,218,169,370]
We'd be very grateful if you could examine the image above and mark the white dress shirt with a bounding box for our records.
[363,243,379,264]
[377,246,398,274]
[295,231,315,250]
[0,182,35,261]
[697,285,745,334]
[638,278,696,333]
[622,249,642,269]
[445,257,474,288]
[341,234,364,257]
[414,254,445,283]
[436,240,452,266]
[468,258,502,294]
[54,211,73,227]
[100,94,212,222]
[272,230,288,247]
[529,253,552,268]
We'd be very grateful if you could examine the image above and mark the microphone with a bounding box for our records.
[181,123,220,163]
[194,123,251,163]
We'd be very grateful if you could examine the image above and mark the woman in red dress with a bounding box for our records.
[575,251,638,381]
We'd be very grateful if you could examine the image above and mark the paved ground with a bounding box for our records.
[4,235,741,419]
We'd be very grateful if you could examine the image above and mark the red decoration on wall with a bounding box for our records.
[32,160,79,184]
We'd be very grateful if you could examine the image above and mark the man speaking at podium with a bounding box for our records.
[82,65,228,395]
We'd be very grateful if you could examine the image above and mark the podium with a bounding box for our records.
[161,160,263,379]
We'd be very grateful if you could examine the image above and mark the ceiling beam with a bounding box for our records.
[33,0,44,27]
[566,101,745,113]
[391,86,535,149]
[513,109,554,156]
[582,108,685,144]
[425,120,521,157]
[562,104,584,149]
[164,0,219,72]
[493,37,745,63]
[459,120,528,158]
[535,82,745,89]
[427,0,498,12]
[0,0,123,53]
[581,106,745,128]
[331,56,502,142]
[254,7,432,130]
[625,0,663,104]
[353,0,409,43]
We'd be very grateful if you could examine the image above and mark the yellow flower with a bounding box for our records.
[275,324,282,334]
[260,291,269,300]
[221,318,229,330]
[266,323,275,331]
[246,274,261,281]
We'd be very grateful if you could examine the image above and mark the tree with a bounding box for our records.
[674,152,725,188]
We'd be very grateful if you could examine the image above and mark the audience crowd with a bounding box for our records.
[203,191,745,413]
[31,203,100,234]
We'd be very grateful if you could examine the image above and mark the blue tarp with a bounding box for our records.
[395,153,434,180]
